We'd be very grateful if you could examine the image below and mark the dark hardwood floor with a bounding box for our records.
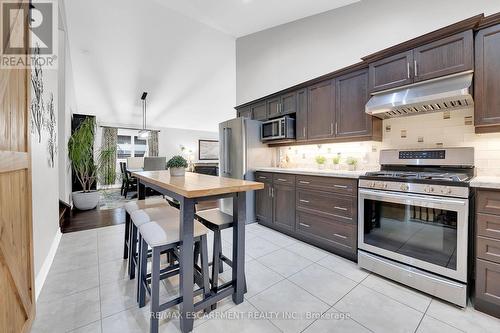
[62,200,219,233]
[62,207,126,233]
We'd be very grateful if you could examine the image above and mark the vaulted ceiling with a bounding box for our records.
[63,0,359,131]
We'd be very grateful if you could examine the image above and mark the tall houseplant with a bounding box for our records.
[68,118,116,210]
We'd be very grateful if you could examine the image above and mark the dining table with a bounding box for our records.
[131,170,264,333]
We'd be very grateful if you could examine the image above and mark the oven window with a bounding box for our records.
[363,199,458,270]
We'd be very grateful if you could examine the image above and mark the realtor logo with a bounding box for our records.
[1,0,57,68]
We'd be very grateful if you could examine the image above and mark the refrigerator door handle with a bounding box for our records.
[225,128,232,174]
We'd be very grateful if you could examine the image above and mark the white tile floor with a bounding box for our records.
[32,223,500,333]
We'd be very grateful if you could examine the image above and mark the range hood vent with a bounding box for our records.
[365,72,474,119]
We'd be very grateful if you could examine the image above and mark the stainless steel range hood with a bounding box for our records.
[365,72,474,119]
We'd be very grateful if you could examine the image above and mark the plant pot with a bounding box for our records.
[317,164,325,170]
[72,191,99,210]
[347,164,357,171]
[333,164,340,170]
[170,167,185,177]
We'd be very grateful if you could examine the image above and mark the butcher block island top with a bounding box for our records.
[132,171,264,198]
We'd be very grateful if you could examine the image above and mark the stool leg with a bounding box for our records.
[200,235,211,313]
[210,231,222,311]
[139,238,148,308]
[129,223,138,279]
[123,213,130,259]
[150,247,161,333]
[136,233,143,303]
[216,231,224,274]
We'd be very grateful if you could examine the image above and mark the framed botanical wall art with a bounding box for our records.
[198,139,219,160]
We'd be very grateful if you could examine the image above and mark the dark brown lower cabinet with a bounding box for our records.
[255,171,358,261]
[475,188,500,319]
[273,184,295,231]
[255,181,272,224]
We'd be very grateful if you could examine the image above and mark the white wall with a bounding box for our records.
[31,61,61,299]
[158,127,218,163]
[236,0,500,104]
[64,0,236,132]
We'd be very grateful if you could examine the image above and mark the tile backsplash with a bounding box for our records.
[278,108,500,176]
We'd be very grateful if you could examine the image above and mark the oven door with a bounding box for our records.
[261,118,283,141]
[358,188,468,282]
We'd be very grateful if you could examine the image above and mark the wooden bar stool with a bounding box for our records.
[138,215,211,333]
[124,198,168,278]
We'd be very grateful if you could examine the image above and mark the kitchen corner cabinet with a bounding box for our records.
[475,23,500,133]
[368,30,473,93]
[254,171,358,261]
[237,107,252,119]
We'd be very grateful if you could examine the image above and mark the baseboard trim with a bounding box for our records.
[35,228,62,301]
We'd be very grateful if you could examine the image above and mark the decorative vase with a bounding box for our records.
[170,167,185,177]
[72,191,99,210]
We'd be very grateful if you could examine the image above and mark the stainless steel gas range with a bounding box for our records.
[357,147,475,307]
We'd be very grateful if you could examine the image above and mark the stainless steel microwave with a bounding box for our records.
[261,116,295,141]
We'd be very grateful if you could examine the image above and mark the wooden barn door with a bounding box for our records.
[0,0,35,332]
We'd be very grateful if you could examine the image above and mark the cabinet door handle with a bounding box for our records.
[299,180,310,184]
[333,233,347,239]
[277,178,287,182]
[414,60,418,77]
[276,104,279,114]
[299,222,311,228]
[334,184,348,189]
[258,176,267,180]
[333,214,352,220]
[299,199,310,203]
[268,187,271,196]
[407,62,410,78]
[335,122,338,135]
[271,187,274,197]
[303,127,306,138]
[334,206,348,211]
[330,123,334,135]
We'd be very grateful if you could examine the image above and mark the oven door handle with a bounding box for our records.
[358,189,468,208]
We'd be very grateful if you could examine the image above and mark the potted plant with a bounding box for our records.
[315,155,326,169]
[332,154,341,170]
[68,118,116,210]
[167,155,188,176]
[346,157,358,171]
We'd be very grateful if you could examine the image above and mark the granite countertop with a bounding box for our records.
[253,167,369,179]
[470,176,500,190]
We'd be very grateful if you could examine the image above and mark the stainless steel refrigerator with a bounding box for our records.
[219,117,275,223]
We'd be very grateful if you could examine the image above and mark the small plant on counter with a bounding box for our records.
[315,155,326,169]
[332,154,341,170]
[346,156,358,171]
[167,155,188,176]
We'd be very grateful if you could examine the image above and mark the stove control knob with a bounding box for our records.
[400,184,409,192]
[424,185,434,193]
[383,182,388,189]
[441,187,452,195]
[371,181,376,188]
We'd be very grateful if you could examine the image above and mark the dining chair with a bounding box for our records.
[144,157,166,171]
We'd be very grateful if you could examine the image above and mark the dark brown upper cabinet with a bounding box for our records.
[267,97,281,119]
[295,89,308,141]
[335,69,371,138]
[475,23,500,133]
[250,101,267,121]
[369,31,473,92]
[237,107,252,119]
[307,80,335,140]
[368,50,414,92]
[267,92,297,119]
[413,30,473,82]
